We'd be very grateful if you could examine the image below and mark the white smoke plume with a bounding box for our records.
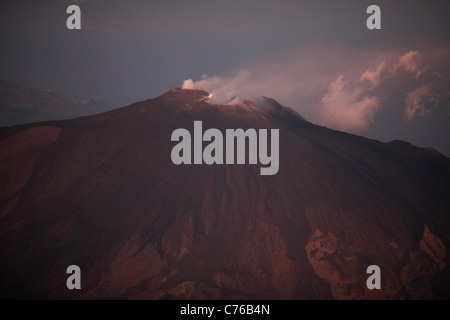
[182,70,251,104]
[182,45,447,133]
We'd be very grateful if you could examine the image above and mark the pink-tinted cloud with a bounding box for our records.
[394,51,423,79]
[360,60,387,89]
[183,45,448,134]
[404,85,437,120]
[317,76,379,133]
[182,46,390,134]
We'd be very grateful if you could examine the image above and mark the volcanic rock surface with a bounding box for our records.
[0,88,449,299]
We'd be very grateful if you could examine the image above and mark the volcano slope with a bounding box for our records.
[0,88,449,299]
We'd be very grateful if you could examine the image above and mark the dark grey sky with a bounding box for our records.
[0,0,449,155]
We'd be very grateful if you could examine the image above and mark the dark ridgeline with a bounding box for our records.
[0,81,113,127]
[0,88,449,299]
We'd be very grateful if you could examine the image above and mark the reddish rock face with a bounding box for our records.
[0,88,449,299]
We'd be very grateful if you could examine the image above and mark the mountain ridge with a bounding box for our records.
[0,80,115,127]
[0,88,449,299]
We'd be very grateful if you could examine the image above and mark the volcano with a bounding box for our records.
[0,88,449,299]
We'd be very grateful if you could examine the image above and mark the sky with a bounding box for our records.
[0,0,449,155]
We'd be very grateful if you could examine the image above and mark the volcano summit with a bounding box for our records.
[0,88,449,299]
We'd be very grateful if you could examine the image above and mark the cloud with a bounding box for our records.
[183,64,381,133]
[317,76,380,133]
[404,85,438,120]
[360,60,387,89]
[394,51,423,79]
[182,45,448,134]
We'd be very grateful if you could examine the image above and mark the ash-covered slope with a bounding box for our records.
[0,88,449,299]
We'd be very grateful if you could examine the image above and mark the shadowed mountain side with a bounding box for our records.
[0,88,449,299]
